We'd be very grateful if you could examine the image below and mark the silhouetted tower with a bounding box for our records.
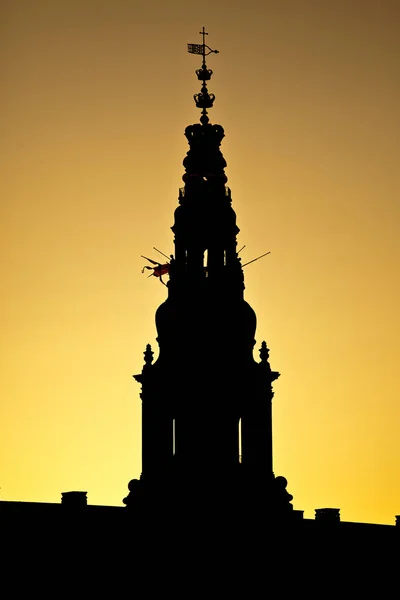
[127,29,293,517]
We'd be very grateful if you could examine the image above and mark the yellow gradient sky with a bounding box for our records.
[1,1,399,524]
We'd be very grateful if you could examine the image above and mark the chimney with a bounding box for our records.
[315,508,340,523]
[61,491,88,507]
[395,515,400,527]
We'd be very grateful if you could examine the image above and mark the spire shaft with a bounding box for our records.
[200,26,208,68]
[187,27,219,124]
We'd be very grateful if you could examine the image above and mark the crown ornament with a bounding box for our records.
[194,86,215,109]
[196,67,213,81]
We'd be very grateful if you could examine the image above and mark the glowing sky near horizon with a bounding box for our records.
[1,0,399,524]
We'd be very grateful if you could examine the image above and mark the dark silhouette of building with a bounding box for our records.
[1,30,398,587]
[123,28,294,522]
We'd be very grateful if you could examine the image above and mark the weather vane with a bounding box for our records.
[187,27,219,62]
[187,27,219,125]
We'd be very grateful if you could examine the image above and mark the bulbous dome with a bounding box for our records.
[155,295,256,367]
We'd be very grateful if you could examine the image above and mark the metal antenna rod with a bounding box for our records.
[242,251,271,268]
[153,247,171,261]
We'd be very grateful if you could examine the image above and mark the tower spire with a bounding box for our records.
[187,27,219,125]
[126,31,294,522]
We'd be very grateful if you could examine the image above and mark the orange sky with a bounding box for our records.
[1,0,399,524]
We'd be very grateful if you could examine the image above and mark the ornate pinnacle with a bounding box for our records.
[259,341,270,363]
[259,341,280,382]
[187,27,219,125]
[143,344,154,366]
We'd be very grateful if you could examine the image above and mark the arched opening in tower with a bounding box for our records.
[204,249,208,274]
[238,417,242,463]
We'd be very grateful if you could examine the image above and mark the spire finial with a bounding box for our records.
[200,26,208,67]
[187,27,219,125]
